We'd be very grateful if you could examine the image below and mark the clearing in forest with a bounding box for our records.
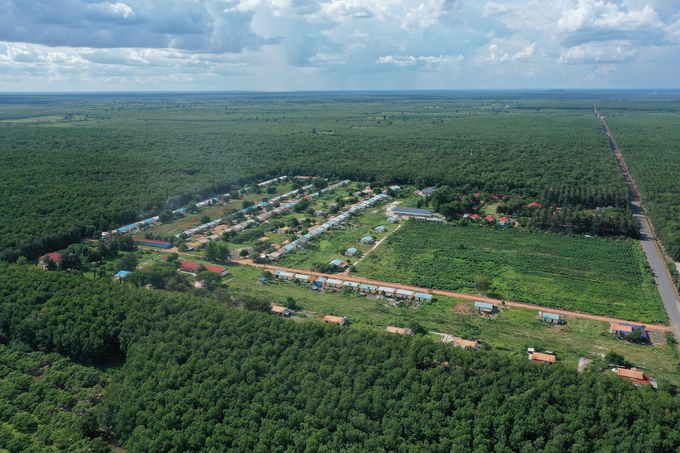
[357,220,666,323]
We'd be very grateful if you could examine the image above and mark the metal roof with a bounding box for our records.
[531,352,556,362]
[474,301,495,309]
[391,207,434,215]
[541,312,560,319]
[414,292,432,299]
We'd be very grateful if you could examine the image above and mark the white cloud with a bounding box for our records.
[377,54,458,65]
[486,42,537,62]
[401,0,458,31]
[483,2,508,17]
[86,2,136,20]
[558,41,637,64]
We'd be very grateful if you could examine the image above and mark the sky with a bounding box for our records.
[0,0,679,91]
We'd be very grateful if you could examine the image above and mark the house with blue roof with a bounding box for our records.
[374,225,387,233]
[361,236,374,244]
[414,292,433,302]
[538,311,562,324]
[113,270,131,280]
[474,301,497,314]
[345,247,358,257]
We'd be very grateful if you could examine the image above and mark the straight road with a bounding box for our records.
[243,260,670,332]
[594,102,680,338]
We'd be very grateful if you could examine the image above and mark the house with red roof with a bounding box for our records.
[474,192,481,197]
[180,260,229,277]
[39,252,61,264]
[485,215,496,221]
[499,216,511,222]
[470,214,482,220]
[527,202,543,208]
[38,253,62,268]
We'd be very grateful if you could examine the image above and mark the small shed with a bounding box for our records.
[361,236,374,244]
[386,326,414,335]
[276,270,294,280]
[387,217,398,223]
[271,305,294,317]
[329,259,349,268]
[345,247,358,257]
[474,301,497,314]
[323,315,346,326]
[538,311,561,324]
[454,339,480,350]
[326,278,343,288]
[342,281,359,290]
[530,352,556,364]
[395,289,414,300]
[113,270,131,280]
[377,286,396,297]
[413,292,433,302]
[359,284,377,294]
[616,368,651,385]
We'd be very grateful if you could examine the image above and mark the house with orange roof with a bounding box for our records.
[615,368,651,386]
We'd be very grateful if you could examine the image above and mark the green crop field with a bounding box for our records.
[356,220,666,323]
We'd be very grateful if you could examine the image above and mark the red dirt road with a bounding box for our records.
[244,260,670,333]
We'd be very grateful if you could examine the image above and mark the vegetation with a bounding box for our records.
[357,221,666,323]
[0,345,110,452]
[602,113,680,260]
[1,95,627,262]
[1,262,680,452]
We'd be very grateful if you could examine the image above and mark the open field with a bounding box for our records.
[356,220,666,323]
[227,265,680,384]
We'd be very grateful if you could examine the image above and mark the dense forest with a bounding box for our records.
[2,263,680,452]
[0,94,629,261]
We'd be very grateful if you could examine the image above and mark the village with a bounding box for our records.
[35,176,661,386]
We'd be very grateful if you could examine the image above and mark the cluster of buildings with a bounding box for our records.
[105,208,187,235]
[269,192,388,260]
[272,270,433,301]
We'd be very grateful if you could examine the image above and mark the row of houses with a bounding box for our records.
[258,175,288,187]
[268,192,389,260]
[181,180,351,243]
[105,208,187,236]
[273,270,433,301]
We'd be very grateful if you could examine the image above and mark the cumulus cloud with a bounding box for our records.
[486,42,537,62]
[0,0,277,53]
[554,0,665,46]
[558,41,637,64]
[483,2,508,17]
[401,0,458,31]
[377,54,460,65]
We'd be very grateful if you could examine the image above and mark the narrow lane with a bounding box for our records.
[594,101,680,338]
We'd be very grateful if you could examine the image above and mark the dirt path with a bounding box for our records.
[347,223,402,271]
[245,260,670,332]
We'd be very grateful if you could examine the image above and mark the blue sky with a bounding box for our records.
[0,0,679,91]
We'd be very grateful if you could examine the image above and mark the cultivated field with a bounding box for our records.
[356,221,666,323]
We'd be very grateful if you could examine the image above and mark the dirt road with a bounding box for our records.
[246,260,670,332]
